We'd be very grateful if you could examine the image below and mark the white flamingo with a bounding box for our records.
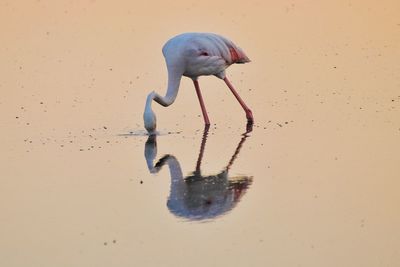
[143,32,254,134]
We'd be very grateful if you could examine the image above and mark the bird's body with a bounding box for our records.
[143,32,253,134]
[163,33,250,79]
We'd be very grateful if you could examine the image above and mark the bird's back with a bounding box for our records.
[162,33,250,78]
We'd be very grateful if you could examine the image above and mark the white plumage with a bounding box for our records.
[143,32,253,134]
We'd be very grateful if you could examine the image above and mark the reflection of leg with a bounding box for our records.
[223,77,254,122]
[193,79,210,125]
[195,125,210,173]
[226,123,253,171]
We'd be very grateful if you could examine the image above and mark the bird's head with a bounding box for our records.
[144,91,157,135]
[144,108,156,134]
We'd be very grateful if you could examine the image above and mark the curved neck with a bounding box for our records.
[143,66,182,133]
[146,68,182,108]
[144,135,183,181]
[144,136,185,197]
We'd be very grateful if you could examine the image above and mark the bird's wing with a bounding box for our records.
[209,34,251,64]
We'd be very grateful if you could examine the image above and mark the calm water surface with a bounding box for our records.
[1,1,400,267]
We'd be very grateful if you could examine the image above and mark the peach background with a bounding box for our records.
[1,1,400,266]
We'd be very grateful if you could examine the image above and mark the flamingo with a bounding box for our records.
[143,32,254,134]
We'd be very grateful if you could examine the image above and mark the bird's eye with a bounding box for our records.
[200,51,209,56]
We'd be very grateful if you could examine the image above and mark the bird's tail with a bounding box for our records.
[229,46,251,64]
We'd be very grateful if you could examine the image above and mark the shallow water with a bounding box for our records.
[2,1,400,266]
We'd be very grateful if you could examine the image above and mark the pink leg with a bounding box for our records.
[193,80,210,125]
[223,77,254,122]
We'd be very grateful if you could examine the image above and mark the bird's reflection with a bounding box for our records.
[144,123,253,221]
